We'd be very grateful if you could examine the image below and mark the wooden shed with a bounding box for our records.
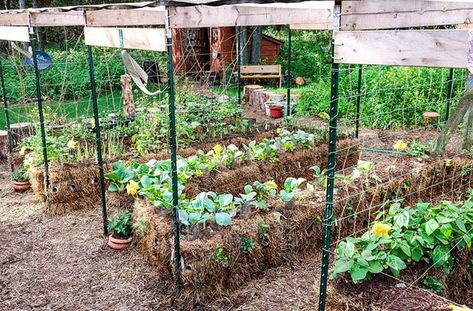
[173,27,283,75]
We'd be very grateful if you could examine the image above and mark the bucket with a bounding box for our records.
[269,105,283,118]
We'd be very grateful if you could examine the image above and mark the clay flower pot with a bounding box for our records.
[269,105,283,119]
[13,181,31,192]
[108,234,132,250]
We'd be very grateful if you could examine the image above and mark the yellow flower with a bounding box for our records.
[319,112,330,120]
[126,180,139,196]
[449,305,473,311]
[19,146,26,156]
[213,144,223,156]
[393,140,407,152]
[266,180,278,190]
[67,139,78,150]
[371,222,391,237]
[445,159,453,167]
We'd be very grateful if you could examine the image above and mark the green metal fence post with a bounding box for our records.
[286,26,292,116]
[0,57,14,171]
[165,5,182,294]
[86,45,108,237]
[237,26,242,105]
[30,31,50,196]
[318,2,341,310]
[445,68,454,121]
[355,64,362,138]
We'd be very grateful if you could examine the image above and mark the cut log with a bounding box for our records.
[423,111,440,126]
[244,84,263,103]
[10,122,34,148]
[251,88,266,109]
[121,74,135,118]
[0,130,8,159]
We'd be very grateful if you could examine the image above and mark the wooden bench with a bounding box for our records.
[240,65,282,87]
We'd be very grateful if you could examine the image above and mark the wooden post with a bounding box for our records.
[121,74,135,118]
[0,130,8,159]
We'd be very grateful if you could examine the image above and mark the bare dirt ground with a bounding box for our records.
[0,161,320,311]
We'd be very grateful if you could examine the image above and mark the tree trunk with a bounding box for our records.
[238,27,250,65]
[32,0,45,51]
[250,26,262,65]
[121,74,135,118]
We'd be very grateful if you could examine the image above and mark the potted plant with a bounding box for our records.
[107,211,133,250]
[12,169,31,192]
[280,177,306,208]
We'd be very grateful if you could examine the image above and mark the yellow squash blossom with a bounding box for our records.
[213,144,223,156]
[449,305,473,311]
[319,112,330,120]
[393,140,407,152]
[266,180,278,190]
[445,159,453,167]
[371,222,391,237]
[126,180,139,196]
[67,139,78,150]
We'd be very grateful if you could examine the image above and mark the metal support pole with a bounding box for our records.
[445,68,454,121]
[0,57,14,171]
[237,26,242,105]
[30,31,50,195]
[355,64,362,138]
[286,26,292,116]
[86,45,108,237]
[165,6,182,294]
[318,2,341,310]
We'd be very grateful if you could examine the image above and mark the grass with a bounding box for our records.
[0,91,122,129]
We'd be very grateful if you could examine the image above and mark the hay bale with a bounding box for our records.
[134,198,323,304]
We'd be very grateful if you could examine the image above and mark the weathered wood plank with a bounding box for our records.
[86,7,165,26]
[30,11,85,26]
[241,65,280,74]
[341,0,473,30]
[0,26,29,42]
[334,30,469,68]
[84,27,165,51]
[170,1,333,28]
[0,12,29,26]
[290,22,333,30]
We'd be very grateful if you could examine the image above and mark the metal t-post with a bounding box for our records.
[0,57,14,171]
[286,26,292,116]
[445,68,454,121]
[165,6,182,294]
[237,26,242,105]
[86,45,108,237]
[355,64,362,138]
[318,2,341,310]
[30,31,50,198]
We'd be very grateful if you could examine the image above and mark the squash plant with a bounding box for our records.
[280,177,306,202]
[331,199,473,283]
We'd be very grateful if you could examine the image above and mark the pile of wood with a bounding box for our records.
[243,84,299,117]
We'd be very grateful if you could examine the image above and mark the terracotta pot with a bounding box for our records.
[269,105,283,118]
[108,234,132,250]
[13,181,31,192]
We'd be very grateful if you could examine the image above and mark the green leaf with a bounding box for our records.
[394,210,410,228]
[386,254,407,271]
[399,240,411,257]
[333,259,354,274]
[108,183,119,192]
[425,219,439,236]
[344,241,355,258]
[367,260,383,274]
[432,245,450,268]
[439,224,453,239]
[411,246,423,262]
[350,265,369,282]
[456,219,467,233]
[215,212,232,226]
[416,202,430,214]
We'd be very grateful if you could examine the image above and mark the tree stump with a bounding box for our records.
[10,122,34,148]
[251,88,266,109]
[121,74,135,118]
[422,111,440,126]
[244,85,263,103]
[0,130,8,159]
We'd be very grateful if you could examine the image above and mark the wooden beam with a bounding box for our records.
[0,26,30,42]
[341,0,473,30]
[169,1,333,28]
[290,22,333,30]
[0,12,29,26]
[30,11,85,26]
[84,27,165,51]
[86,7,165,26]
[334,30,469,68]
